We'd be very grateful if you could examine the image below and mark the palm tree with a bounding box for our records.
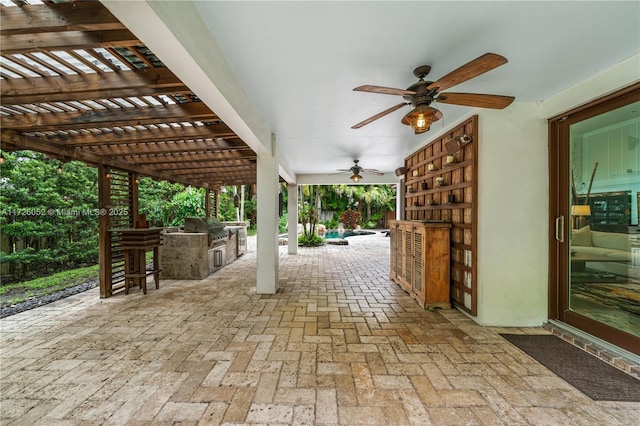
[332,184,360,206]
[297,184,395,228]
[360,185,391,224]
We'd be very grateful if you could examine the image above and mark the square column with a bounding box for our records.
[256,140,279,294]
[287,183,298,255]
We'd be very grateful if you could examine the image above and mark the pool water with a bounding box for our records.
[322,230,375,239]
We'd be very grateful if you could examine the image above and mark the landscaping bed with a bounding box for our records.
[0,266,100,318]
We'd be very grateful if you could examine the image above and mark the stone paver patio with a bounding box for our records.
[1,233,639,425]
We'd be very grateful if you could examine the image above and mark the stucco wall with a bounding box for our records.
[471,55,639,327]
[475,103,548,326]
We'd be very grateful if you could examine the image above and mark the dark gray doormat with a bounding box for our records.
[500,334,640,402]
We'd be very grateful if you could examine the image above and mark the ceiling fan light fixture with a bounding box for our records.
[350,172,363,183]
[401,104,443,134]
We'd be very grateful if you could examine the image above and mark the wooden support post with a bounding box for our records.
[130,172,139,225]
[214,190,219,218]
[205,188,211,218]
[98,165,112,298]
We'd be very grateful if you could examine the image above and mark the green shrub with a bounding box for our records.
[322,214,340,230]
[298,234,324,247]
[278,213,288,233]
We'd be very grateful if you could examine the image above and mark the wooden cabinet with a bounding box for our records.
[389,220,451,309]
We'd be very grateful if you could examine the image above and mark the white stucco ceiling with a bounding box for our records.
[106,1,640,182]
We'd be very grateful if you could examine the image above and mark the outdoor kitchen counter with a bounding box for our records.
[160,231,211,280]
[160,221,248,280]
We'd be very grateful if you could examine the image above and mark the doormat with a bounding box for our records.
[500,334,640,402]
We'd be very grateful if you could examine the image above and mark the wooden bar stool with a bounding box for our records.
[119,228,163,294]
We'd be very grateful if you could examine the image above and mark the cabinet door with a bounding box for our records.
[425,227,452,306]
[412,227,426,301]
[396,226,404,282]
[389,224,397,280]
[403,226,413,289]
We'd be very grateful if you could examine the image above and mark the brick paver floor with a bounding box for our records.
[1,232,639,425]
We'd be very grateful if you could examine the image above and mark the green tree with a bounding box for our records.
[298,206,323,246]
[301,184,395,228]
[138,177,185,226]
[167,186,205,225]
[0,151,99,280]
[359,185,392,225]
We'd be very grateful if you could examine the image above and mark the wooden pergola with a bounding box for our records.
[0,0,257,297]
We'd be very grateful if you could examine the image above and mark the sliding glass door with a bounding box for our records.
[550,85,640,354]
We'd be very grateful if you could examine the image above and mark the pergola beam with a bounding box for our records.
[76,140,253,156]
[1,2,125,35]
[180,172,256,180]
[169,166,256,175]
[0,30,141,54]
[149,159,255,171]
[1,67,189,104]
[1,103,216,131]
[119,150,256,165]
[45,124,238,146]
[1,129,212,189]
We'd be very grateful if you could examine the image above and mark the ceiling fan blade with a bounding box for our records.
[427,53,508,92]
[363,169,384,176]
[437,92,515,109]
[351,102,409,129]
[354,85,416,96]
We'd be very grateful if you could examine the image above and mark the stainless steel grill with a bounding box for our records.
[184,217,228,247]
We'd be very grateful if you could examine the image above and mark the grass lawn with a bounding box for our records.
[0,265,99,307]
[1,251,158,308]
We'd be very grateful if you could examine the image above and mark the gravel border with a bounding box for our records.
[0,279,99,319]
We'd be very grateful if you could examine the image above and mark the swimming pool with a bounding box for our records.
[322,230,375,239]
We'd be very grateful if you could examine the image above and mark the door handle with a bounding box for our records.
[555,216,565,243]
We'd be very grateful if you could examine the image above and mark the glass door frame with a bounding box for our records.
[548,83,640,354]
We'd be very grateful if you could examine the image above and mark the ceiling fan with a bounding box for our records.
[337,160,383,182]
[351,53,515,134]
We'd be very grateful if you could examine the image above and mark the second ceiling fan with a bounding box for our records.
[351,53,515,134]
[337,159,383,183]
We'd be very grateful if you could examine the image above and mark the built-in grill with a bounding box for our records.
[184,217,228,247]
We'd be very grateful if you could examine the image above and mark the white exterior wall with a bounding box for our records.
[541,55,639,119]
[472,55,639,326]
[475,103,548,326]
